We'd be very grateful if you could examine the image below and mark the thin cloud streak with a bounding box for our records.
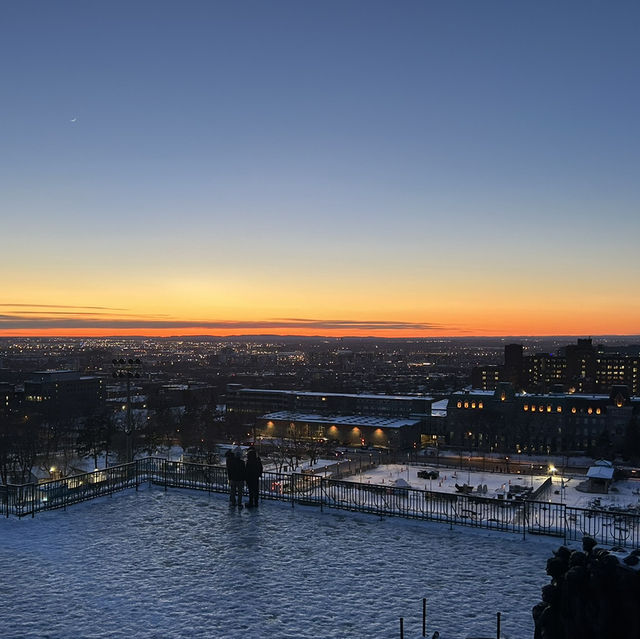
[0,304,128,311]
[9,311,171,318]
[0,315,443,332]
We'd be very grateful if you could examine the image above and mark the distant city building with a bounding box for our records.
[155,382,215,409]
[258,411,422,449]
[226,386,432,449]
[226,387,432,419]
[23,370,103,418]
[472,338,640,395]
[0,382,13,416]
[445,383,638,455]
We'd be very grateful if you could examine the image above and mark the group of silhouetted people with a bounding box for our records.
[225,446,263,508]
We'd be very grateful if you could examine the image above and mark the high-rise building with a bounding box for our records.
[472,339,640,396]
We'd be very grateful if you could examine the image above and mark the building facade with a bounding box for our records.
[446,383,638,455]
[23,370,104,419]
[226,386,432,450]
[472,339,640,395]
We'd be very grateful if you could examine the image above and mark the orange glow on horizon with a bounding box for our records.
[2,324,639,339]
[2,296,639,339]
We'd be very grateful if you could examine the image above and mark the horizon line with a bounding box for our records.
[1,332,640,340]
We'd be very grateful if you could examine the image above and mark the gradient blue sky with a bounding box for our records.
[2,1,639,336]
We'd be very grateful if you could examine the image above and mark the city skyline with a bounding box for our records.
[3,1,639,338]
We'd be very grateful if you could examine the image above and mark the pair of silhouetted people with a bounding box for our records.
[225,447,263,508]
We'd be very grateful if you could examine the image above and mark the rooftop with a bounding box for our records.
[261,410,421,429]
[239,388,432,401]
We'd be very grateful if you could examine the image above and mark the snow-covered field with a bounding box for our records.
[356,464,549,498]
[350,464,640,512]
[1,487,561,639]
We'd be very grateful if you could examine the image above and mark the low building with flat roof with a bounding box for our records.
[257,410,421,449]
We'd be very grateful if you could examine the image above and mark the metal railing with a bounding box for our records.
[3,457,640,549]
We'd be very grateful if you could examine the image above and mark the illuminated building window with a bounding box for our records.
[587,407,593,415]
[457,401,462,409]
[464,402,469,409]
[524,404,529,411]
[571,407,577,414]
[539,406,544,413]
[596,408,601,415]
[478,402,483,409]
[531,405,536,412]
[547,405,552,413]
[471,402,476,409]
[557,406,562,413]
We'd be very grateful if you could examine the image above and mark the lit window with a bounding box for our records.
[464,402,469,409]
[557,406,562,413]
[457,401,462,409]
[596,408,601,415]
[524,404,529,411]
[571,407,577,414]
[547,405,552,412]
[471,402,476,409]
[587,407,593,415]
[478,402,483,409]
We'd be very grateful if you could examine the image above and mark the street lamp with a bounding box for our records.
[112,358,142,463]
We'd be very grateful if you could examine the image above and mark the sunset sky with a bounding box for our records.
[2,1,639,338]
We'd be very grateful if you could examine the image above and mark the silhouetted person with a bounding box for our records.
[245,447,263,507]
[225,449,246,507]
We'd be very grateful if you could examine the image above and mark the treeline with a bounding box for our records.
[0,405,249,485]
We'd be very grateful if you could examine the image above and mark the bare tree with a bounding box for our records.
[0,412,13,485]
[76,409,117,469]
[177,407,221,463]
[284,422,307,471]
[13,415,40,483]
[39,416,77,478]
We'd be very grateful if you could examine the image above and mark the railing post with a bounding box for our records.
[496,611,501,638]
[399,617,404,639]
[422,597,426,637]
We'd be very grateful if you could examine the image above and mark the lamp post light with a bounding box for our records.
[112,358,142,463]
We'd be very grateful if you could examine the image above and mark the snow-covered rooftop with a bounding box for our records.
[451,389,496,396]
[431,399,448,417]
[237,388,432,402]
[587,465,615,480]
[0,491,552,638]
[261,411,421,429]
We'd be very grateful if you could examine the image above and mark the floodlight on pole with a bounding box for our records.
[111,357,143,462]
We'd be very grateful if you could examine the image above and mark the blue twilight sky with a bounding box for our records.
[1,1,639,336]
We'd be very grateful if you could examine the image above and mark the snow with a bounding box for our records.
[237,388,432,401]
[343,463,640,513]
[263,410,422,429]
[0,488,559,639]
[352,464,549,498]
[553,475,640,511]
[586,466,614,480]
